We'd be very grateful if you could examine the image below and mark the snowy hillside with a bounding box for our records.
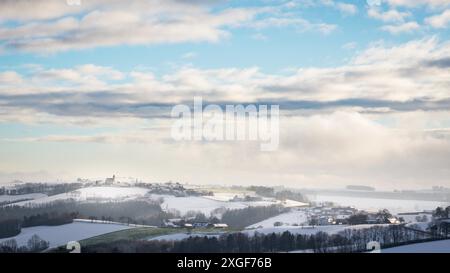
[382,239,450,253]
[0,221,134,249]
[11,186,150,206]
[7,186,277,217]
[246,210,308,229]
[0,193,47,204]
[307,194,449,214]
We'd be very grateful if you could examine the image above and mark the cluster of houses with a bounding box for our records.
[143,182,213,197]
[80,175,135,187]
[164,218,229,229]
[306,205,450,231]
[306,206,358,226]
[87,176,213,197]
[305,205,402,226]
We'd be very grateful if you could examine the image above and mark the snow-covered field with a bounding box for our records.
[307,194,448,214]
[399,212,433,231]
[280,199,309,208]
[382,239,450,253]
[247,210,308,229]
[73,218,157,228]
[0,222,134,249]
[0,193,47,204]
[12,186,150,206]
[397,213,432,223]
[204,192,248,202]
[405,222,430,231]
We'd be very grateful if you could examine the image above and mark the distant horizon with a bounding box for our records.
[0,175,447,192]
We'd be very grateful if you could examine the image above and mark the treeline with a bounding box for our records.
[0,198,36,207]
[0,212,75,238]
[81,225,439,253]
[0,219,21,238]
[220,205,287,229]
[338,225,433,251]
[0,200,163,222]
[430,206,450,236]
[0,235,49,253]
[433,206,450,219]
[346,209,394,225]
[0,183,83,196]
[80,231,349,253]
[247,186,308,203]
[22,212,75,227]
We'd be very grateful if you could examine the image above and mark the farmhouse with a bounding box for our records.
[212,223,229,229]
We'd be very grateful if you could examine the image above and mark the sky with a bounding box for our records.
[1,0,450,190]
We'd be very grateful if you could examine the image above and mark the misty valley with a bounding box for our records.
[1,179,449,253]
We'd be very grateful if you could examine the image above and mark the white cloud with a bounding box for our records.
[251,33,269,41]
[337,3,358,15]
[243,16,337,34]
[1,38,450,188]
[0,71,23,84]
[381,21,420,34]
[368,6,411,22]
[181,52,198,60]
[386,0,450,8]
[320,1,358,15]
[2,38,450,118]
[342,42,357,50]
[0,0,85,22]
[4,110,450,189]
[0,0,339,53]
[0,1,260,53]
[426,9,450,28]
